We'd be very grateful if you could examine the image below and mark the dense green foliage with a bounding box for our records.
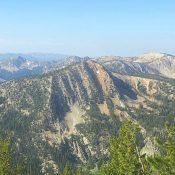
[1,120,175,175]
[100,120,175,175]
[101,121,150,175]
[149,122,175,174]
[0,137,23,175]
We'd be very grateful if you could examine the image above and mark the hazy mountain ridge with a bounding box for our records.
[0,53,69,61]
[1,52,174,82]
[0,60,175,174]
[97,52,175,78]
[0,55,91,80]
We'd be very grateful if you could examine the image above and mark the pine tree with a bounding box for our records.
[149,122,175,174]
[0,138,11,175]
[75,168,81,175]
[0,137,24,175]
[62,164,72,175]
[101,121,150,175]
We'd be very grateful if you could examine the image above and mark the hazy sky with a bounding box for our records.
[0,0,175,56]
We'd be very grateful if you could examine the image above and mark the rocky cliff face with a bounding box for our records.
[135,52,175,78]
[98,52,175,79]
[0,60,175,174]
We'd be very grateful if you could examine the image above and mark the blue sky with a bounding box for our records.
[0,0,175,56]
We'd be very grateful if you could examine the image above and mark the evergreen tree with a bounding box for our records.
[149,122,175,174]
[0,138,11,175]
[62,164,72,175]
[0,137,24,175]
[75,168,81,175]
[101,121,150,175]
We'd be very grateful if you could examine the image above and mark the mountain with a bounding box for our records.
[0,60,174,174]
[135,52,175,78]
[97,52,175,79]
[0,56,43,80]
[0,56,90,81]
[1,52,175,81]
[0,56,39,71]
[0,53,69,61]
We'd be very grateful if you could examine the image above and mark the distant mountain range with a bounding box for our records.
[0,53,69,61]
[0,55,90,81]
[0,52,175,82]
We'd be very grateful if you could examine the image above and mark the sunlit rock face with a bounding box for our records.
[97,52,175,79]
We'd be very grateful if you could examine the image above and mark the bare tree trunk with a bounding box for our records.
[135,143,145,174]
